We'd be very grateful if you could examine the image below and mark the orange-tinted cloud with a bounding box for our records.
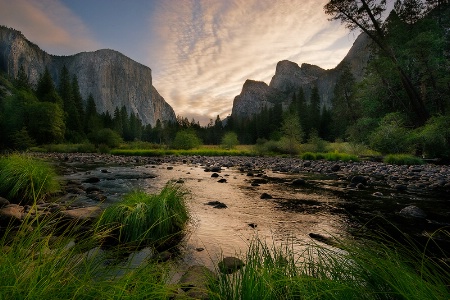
[0,0,100,55]
[147,0,357,124]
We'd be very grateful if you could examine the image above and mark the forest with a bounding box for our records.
[0,0,449,158]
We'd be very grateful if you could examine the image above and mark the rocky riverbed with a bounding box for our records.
[2,152,450,269]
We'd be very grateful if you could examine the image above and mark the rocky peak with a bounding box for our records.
[232,32,372,121]
[0,26,176,126]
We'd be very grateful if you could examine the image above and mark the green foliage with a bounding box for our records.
[88,128,123,148]
[369,113,415,154]
[0,212,172,299]
[221,132,239,149]
[0,154,60,204]
[96,183,189,246]
[27,102,65,144]
[384,154,424,165]
[172,129,201,150]
[415,115,450,158]
[210,234,450,299]
[280,113,303,155]
[10,127,35,150]
[300,151,359,162]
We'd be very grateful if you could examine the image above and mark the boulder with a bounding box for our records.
[0,197,10,208]
[60,206,102,222]
[351,175,368,185]
[0,204,24,225]
[218,257,245,274]
[399,205,427,219]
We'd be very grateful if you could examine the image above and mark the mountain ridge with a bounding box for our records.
[0,25,176,126]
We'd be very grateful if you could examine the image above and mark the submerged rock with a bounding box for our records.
[399,205,427,219]
[179,265,216,299]
[218,257,245,274]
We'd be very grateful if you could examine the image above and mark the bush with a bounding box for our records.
[96,183,189,247]
[221,132,239,149]
[172,130,201,150]
[0,154,60,204]
[416,116,450,158]
[369,113,414,154]
[88,128,123,148]
[384,154,424,165]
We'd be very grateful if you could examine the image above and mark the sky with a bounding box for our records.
[0,0,360,124]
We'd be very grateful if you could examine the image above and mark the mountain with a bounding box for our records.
[0,26,176,126]
[231,33,372,120]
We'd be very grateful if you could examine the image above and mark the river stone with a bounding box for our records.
[0,204,24,225]
[0,197,10,208]
[217,178,227,183]
[291,179,306,186]
[399,205,427,219]
[331,164,341,172]
[205,201,227,209]
[211,173,220,178]
[83,177,100,183]
[351,175,368,185]
[260,193,273,199]
[218,257,245,274]
[60,206,102,221]
[178,265,216,299]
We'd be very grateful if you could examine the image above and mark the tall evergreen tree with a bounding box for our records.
[36,68,62,106]
[59,66,81,138]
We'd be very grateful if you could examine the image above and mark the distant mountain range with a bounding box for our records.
[231,33,372,120]
[0,26,176,126]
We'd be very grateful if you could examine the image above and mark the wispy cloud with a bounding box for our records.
[0,0,100,55]
[147,0,356,124]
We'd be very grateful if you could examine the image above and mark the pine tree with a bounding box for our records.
[59,66,81,139]
[36,68,62,106]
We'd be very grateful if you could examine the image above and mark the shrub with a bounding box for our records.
[384,154,424,165]
[96,183,189,247]
[0,154,60,204]
[301,152,316,160]
[88,128,123,148]
[415,116,450,158]
[221,132,239,149]
[369,113,415,154]
[172,130,201,150]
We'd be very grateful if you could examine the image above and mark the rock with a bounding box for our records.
[156,251,172,262]
[308,233,335,246]
[205,201,227,209]
[399,205,427,219]
[211,173,220,178]
[218,257,245,274]
[167,166,173,170]
[291,179,306,186]
[356,183,365,189]
[351,175,367,185]
[86,186,101,194]
[87,192,107,202]
[210,166,222,172]
[60,206,102,221]
[83,177,100,183]
[178,265,216,299]
[0,197,10,208]
[395,184,408,191]
[260,193,273,199]
[0,204,24,225]
[248,223,257,228]
[331,164,341,172]
[217,178,227,183]
[372,192,384,197]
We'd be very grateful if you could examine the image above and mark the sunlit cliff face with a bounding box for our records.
[1,0,357,124]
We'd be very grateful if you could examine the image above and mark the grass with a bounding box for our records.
[110,145,253,157]
[0,153,60,204]
[384,154,425,165]
[209,233,450,300]
[95,183,189,247]
[0,210,173,300]
[300,151,359,162]
[29,143,97,153]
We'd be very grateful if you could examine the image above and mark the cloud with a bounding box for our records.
[0,0,100,55]
[146,0,357,124]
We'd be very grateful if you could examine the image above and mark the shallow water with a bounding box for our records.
[59,158,450,271]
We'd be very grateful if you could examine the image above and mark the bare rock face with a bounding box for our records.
[231,79,285,119]
[0,26,175,126]
[231,33,372,121]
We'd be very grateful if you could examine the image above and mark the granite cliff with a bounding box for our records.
[231,33,371,120]
[0,26,176,126]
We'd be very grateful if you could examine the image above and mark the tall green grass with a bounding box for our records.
[384,154,425,165]
[0,153,60,204]
[0,211,173,300]
[96,183,189,247]
[300,152,359,162]
[209,233,450,300]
